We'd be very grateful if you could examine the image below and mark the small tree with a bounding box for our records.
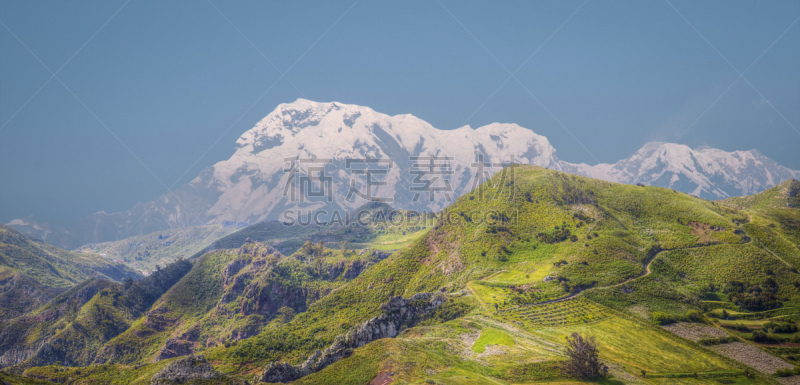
[563,332,608,379]
[277,306,295,324]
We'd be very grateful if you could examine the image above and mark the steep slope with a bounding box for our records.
[204,168,740,362]
[564,142,800,199]
[0,224,141,320]
[209,165,786,382]
[0,259,192,370]
[722,179,800,269]
[93,241,389,365]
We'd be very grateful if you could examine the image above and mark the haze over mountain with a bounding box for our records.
[8,100,799,249]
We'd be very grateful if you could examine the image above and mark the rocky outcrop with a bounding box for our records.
[151,355,223,384]
[0,345,40,368]
[154,338,195,362]
[260,292,447,383]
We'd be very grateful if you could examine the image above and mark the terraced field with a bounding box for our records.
[498,297,614,327]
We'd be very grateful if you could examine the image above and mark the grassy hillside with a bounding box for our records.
[0,260,192,370]
[0,224,142,321]
[8,169,800,384]
[0,224,141,288]
[74,224,240,273]
[93,240,390,366]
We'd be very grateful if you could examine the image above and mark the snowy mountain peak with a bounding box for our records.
[198,100,565,226]
[563,141,799,199]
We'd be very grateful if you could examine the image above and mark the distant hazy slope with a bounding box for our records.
[0,224,141,287]
[75,224,241,273]
[0,224,141,319]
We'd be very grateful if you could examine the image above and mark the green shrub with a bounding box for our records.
[652,312,677,325]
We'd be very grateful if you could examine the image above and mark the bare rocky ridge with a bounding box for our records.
[260,292,448,383]
[150,354,230,384]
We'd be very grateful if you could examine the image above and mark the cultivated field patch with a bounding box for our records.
[498,297,614,327]
[708,342,794,374]
[663,322,730,342]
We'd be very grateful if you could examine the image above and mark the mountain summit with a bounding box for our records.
[564,142,800,198]
[8,100,799,249]
[200,99,561,224]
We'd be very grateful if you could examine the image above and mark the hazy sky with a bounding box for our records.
[2,0,799,225]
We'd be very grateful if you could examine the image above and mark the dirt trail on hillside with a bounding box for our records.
[527,242,720,306]
[528,248,666,306]
[480,222,765,308]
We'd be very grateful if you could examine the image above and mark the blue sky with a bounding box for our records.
[1,0,799,225]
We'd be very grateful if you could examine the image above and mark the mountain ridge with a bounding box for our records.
[8,99,799,250]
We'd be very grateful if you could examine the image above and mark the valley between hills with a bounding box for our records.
[2,166,800,385]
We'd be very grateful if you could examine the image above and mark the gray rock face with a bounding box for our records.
[0,345,40,368]
[151,355,222,384]
[260,292,447,383]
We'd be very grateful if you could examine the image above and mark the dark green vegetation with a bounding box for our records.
[2,169,798,385]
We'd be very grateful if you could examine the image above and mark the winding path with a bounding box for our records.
[526,242,728,306]
[528,247,665,306]
[526,220,767,307]
[483,216,791,311]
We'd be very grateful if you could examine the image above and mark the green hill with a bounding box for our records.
[0,259,192,370]
[0,224,142,320]
[0,224,142,288]
[7,168,800,384]
[93,241,390,366]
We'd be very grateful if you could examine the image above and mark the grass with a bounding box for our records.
[292,340,385,385]
[0,223,141,288]
[498,297,615,328]
[546,316,733,374]
[471,328,515,353]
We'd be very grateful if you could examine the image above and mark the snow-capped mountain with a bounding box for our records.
[562,142,800,199]
[202,99,560,223]
[8,99,799,249]
[11,100,563,249]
